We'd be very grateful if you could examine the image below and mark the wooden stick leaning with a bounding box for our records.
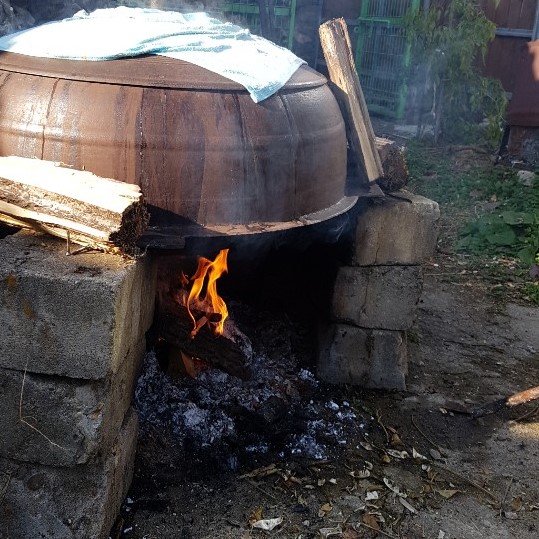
[0,156,149,254]
[319,18,384,185]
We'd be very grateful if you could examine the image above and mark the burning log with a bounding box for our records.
[319,18,384,185]
[0,156,149,254]
[154,249,252,380]
[375,137,410,193]
[157,304,251,380]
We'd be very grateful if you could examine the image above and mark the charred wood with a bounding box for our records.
[156,305,252,381]
[375,136,410,193]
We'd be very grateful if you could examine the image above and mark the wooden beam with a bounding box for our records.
[0,156,149,254]
[319,17,384,184]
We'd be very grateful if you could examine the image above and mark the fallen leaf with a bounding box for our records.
[399,497,418,514]
[436,489,459,499]
[412,448,427,460]
[365,491,379,501]
[242,464,278,479]
[511,496,523,512]
[387,449,409,459]
[252,517,283,531]
[364,461,373,470]
[350,469,371,479]
[362,513,380,531]
[343,527,361,539]
[360,441,374,451]
[380,454,391,465]
[319,525,343,538]
[391,432,402,446]
[248,507,263,524]
[383,477,407,498]
[318,503,333,517]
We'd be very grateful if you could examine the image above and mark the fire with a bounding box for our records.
[186,249,229,337]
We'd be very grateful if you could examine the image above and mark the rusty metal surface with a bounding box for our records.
[0,53,348,237]
[0,51,326,90]
[506,40,539,127]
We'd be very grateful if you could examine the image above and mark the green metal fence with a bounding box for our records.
[222,1,297,49]
[355,0,420,119]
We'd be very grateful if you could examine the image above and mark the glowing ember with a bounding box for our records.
[186,249,229,337]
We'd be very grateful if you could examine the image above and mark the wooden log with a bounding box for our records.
[156,305,252,381]
[319,18,384,185]
[375,136,410,193]
[0,156,149,254]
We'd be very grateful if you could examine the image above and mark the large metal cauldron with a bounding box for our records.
[0,52,353,244]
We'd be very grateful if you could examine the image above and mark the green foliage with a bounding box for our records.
[405,0,507,147]
[407,142,539,265]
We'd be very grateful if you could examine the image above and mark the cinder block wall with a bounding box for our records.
[318,191,440,390]
[0,190,439,536]
[0,230,156,539]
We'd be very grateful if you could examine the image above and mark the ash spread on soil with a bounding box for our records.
[134,304,371,476]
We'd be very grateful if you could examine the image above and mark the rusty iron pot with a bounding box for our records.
[0,52,352,243]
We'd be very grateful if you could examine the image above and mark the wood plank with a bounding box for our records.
[506,0,524,29]
[319,17,383,184]
[496,0,512,27]
[0,156,149,253]
[519,0,537,29]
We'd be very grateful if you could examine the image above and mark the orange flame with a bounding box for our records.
[186,249,229,336]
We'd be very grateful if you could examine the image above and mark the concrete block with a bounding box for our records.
[318,324,407,389]
[0,338,144,467]
[0,409,137,539]
[353,191,440,266]
[331,265,422,330]
[0,230,156,380]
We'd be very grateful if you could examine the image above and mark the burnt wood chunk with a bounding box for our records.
[375,137,410,193]
[319,18,384,185]
[0,156,149,254]
[157,305,252,381]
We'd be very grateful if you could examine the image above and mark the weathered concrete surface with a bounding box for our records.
[0,409,137,539]
[331,265,423,330]
[318,324,407,389]
[353,191,440,266]
[0,337,144,466]
[0,230,156,379]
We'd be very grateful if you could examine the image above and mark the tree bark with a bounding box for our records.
[375,136,410,193]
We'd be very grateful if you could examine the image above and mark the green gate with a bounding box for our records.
[355,0,420,119]
[222,1,297,49]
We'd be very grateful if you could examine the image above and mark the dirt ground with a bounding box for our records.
[112,241,539,539]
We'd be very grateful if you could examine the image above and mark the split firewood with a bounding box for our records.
[375,136,410,193]
[319,18,383,185]
[0,156,149,254]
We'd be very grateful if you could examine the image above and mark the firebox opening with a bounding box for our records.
[0,222,20,239]
[150,211,356,378]
[134,212,363,482]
